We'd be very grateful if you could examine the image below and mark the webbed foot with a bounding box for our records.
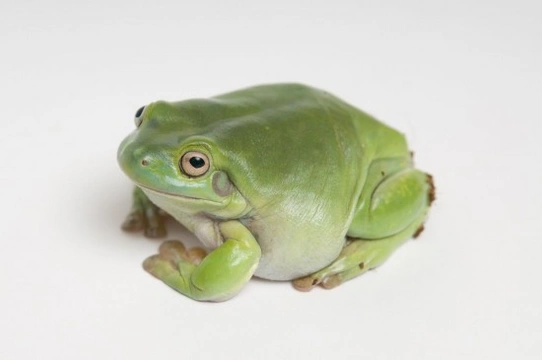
[143,240,207,281]
[292,240,392,291]
[142,221,261,302]
[293,218,425,292]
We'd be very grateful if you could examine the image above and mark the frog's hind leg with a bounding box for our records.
[292,223,421,291]
[293,168,435,292]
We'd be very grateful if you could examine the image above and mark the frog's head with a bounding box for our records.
[117,101,250,218]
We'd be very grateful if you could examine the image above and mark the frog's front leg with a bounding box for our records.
[143,220,261,302]
[121,186,167,238]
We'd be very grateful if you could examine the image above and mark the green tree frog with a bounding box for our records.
[118,83,435,302]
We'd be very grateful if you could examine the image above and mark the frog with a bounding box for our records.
[117,83,435,302]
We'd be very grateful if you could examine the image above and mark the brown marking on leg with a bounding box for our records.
[413,224,425,239]
[427,174,436,205]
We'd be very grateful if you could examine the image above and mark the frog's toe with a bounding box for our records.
[158,240,207,265]
[143,215,167,238]
[159,240,188,263]
[187,247,207,264]
[320,262,371,289]
[292,275,320,292]
[121,208,167,238]
[121,211,145,232]
[320,273,347,289]
[143,254,176,279]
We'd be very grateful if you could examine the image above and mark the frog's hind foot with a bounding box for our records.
[292,240,374,292]
[122,187,167,238]
[292,261,368,292]
[292,218,426,292]
[292,276,321,292]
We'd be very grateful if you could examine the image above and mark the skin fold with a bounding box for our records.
[118,83,435,302]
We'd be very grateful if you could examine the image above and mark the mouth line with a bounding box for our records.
[136,183,221,203]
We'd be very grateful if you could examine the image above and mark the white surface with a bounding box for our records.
[1,0,541,359]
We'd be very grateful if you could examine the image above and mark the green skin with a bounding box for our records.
[118,83,435,302]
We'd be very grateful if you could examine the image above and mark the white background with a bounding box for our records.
[1,0,541,359]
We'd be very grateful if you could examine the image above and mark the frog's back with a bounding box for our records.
[170,83,408,160]
[215,83,409,159]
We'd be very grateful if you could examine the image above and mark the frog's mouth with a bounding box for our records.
[136,183,223,204]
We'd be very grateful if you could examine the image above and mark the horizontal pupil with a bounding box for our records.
[189,157,205,168]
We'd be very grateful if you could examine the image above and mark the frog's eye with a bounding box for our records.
[134,106,145,127]
[180,151,210,177]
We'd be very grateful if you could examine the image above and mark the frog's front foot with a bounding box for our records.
[122,187,167,238]
[144,240,207,274]
[143,240,207,291]
[142,221,261,301]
